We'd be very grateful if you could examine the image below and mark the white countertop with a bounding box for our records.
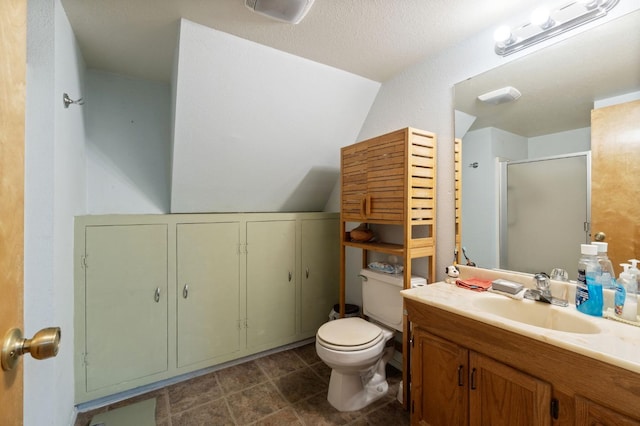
[402,281,640,375]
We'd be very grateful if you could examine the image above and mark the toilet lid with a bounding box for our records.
[317,318,383,351]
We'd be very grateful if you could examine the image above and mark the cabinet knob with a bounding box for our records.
[183,284,189,299]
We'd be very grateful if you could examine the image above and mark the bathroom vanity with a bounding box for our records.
[402,269,640,425]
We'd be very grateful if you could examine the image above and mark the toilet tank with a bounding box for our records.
[360,269,426,332]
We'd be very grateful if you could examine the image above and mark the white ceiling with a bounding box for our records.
[60,0,544,83]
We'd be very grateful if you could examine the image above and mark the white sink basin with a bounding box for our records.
[473,297,601,334]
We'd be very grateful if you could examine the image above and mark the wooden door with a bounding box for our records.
[591,100,640,274]
[176,222,241,367]
[0,0,26,423]
[412,329,468,426]
[575,396,640,425]
[469,352,551,426]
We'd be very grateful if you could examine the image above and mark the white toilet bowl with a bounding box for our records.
[316,317,395,412]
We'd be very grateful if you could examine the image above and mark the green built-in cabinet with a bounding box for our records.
[74,212,338,404]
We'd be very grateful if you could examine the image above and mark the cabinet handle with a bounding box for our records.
[305,267,309,279]
[360,196,367,218]
[183,284,189,299]
[470,367,477,390]
[154,287,161,303]
[457,365,464,386]
[365,194,371,216]
[288,271,292,282]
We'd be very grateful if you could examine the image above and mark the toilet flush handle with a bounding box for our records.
[358,274,368,281]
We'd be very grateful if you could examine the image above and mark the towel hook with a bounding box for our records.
[63,93,84,108]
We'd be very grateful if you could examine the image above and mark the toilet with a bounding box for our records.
[315,268,425,412]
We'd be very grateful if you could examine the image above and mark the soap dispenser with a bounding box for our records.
[592,242,616,289]
[617,263,638,321]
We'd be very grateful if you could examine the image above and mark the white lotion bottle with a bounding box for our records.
[622,260,640,321]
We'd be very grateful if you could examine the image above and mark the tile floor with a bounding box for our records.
[74,342,409,426]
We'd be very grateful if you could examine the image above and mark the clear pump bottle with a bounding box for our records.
[575,243,602,316]
[616,263,638,321]
[592,242,616,289]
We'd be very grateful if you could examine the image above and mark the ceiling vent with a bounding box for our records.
[478,86,522,105]
[245,0,316,24]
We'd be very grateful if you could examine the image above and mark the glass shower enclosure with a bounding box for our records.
[499,152,591,280]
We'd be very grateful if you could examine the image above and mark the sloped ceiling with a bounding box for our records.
[170,20,380,213]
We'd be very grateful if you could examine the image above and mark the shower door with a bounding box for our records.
[499,153,590,280]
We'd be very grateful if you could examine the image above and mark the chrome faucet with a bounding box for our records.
[523,273,568,307]
[534,273,553,303]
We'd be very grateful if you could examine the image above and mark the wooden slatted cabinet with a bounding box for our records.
[339,127,437,407]
[454,137,462,264]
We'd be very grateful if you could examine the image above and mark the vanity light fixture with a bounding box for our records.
[245,0,316,24]
[494,0,619,56]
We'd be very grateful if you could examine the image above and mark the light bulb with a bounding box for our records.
[493,25,513,44]
[531,7,554,29]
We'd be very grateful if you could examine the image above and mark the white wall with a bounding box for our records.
[85,70,171,213]
[528,127,591,158]
[171,19,380,213]
[25,0,87,425]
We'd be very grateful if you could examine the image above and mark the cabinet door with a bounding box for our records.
[365,135,405,222]
[176,222,240,368]
[300,218,339,334]
[341,142,368,221]
[412,329,469,426]
[246,220,296,349]
[469,352,551,426]
[84,224,168,391]
[575,396,640,426]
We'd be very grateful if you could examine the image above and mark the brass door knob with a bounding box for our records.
[1,327,61,371]
[594,232,606,241]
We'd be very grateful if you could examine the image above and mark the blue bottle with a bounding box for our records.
[575,244,603,316]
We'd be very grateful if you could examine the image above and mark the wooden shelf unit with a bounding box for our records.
[454,137,463,264]
[338,127,437,408]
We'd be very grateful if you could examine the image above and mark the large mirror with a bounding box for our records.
[454,10,640,279]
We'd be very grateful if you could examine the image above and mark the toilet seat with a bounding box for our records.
[317,317,383,352]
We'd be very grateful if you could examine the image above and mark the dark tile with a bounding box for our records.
[171,398,234,426]
[256,350,307,378]
[293,342,321,366]
[216,360,268,394]
[253,407,303,425]
[226,382,288,424]
[274,368,327,404]
[363,400,409,425]
[167,372,223,414]
[293,392,361,426]
[310,360,332,383]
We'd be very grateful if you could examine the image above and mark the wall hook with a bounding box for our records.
[469,162,479,168]
[63,93,84,108]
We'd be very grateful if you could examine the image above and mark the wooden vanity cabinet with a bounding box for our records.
[411,328,551,426]
[405,297,640,426]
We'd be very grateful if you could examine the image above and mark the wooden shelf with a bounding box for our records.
[342,240,403,254]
